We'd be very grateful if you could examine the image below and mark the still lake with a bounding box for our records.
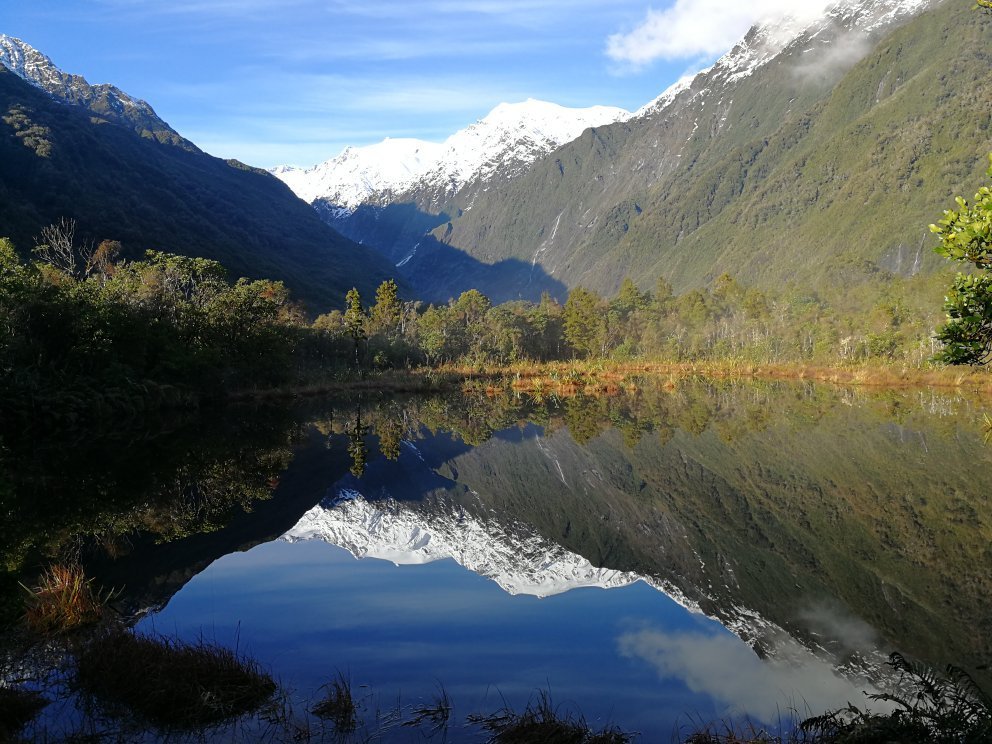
[4,380,991,740]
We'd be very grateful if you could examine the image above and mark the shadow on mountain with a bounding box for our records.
[404,236,567,304]
[316,200,568,304]
[0,67,397,312]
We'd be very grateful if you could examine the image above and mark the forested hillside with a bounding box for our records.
[425,1,990,305]
[0,65,398,311]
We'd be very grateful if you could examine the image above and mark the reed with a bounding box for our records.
[21,563,107,635]
[468,691,632,743]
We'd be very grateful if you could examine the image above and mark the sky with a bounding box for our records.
[2,0,830,168]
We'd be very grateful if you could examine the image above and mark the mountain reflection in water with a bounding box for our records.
[3,380,990,740]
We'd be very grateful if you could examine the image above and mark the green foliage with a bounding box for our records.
[564,287,605,358]
[0,65,397,311]
[0,236,354,427]
[932,156,992,364]
[369,278,402,336]
[802,652,992,743]
[2,104,52,157]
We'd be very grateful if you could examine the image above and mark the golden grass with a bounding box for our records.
[229,359,992,402]
[462,359,992,398]
[21,564,107,635]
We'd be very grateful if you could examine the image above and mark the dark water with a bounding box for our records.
[3,381,991,740]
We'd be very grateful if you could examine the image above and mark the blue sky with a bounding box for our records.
[3,1,817,168]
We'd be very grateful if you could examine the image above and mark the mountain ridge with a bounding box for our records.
[274,99,630,212]
[0,34,193,150]
[275,0,973,305]
[0,39,400,311]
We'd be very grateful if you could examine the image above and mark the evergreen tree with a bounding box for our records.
[369,279,401,337]
[343,288,367,368]
[563,286,605,358]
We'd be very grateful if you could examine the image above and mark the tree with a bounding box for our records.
[931,156,992,364]
[34,218,87,278]
[563,286,604,357]
[369,279,402,337]
[343,288,367,369]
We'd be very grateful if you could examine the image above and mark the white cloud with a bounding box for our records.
[606,0,834,67]
[617,626,891,722]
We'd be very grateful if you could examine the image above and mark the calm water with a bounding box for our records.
[4,381,992,740]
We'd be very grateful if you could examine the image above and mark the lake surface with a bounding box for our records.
[3,380,991,740]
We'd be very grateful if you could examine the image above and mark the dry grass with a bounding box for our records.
[468,359,992,398]
[468,691,632,744]
[74,629,276,730]
[21,564,107,635]
[310,672,358,732]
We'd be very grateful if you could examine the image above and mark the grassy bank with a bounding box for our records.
[437,359,992,399]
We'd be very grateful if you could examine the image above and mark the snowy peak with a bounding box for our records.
[283,490,667,599]
[274,138,444,207]
[636,0,934,118]
[0,34,189,148]
[427,98,630,192]
[272,99,630,210]
[0,34,69,93]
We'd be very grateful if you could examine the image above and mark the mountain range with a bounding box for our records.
[3,0,988,310]
[0,34,398,311]
[275,0,990,305]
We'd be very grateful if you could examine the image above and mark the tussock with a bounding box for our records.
[74,629,276,730]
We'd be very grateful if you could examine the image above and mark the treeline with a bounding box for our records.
[330,272,949,370]
[0,221,953,426]
[0,226,325,425]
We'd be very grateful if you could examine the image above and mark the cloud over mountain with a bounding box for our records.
[606,0,834,66]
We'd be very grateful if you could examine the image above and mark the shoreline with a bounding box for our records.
[224,359,992,401]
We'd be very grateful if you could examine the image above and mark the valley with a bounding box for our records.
[2,1,992,741]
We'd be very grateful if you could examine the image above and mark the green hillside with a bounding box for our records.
[432,0,990,307]
[0,66,398,312]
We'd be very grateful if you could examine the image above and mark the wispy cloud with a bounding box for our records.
[618,625,889,722]
[606,0,833,68]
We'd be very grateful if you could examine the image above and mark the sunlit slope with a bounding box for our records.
[434,0,990,299]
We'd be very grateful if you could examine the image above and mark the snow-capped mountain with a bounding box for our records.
[0,34,190,148]
[282,486,894,693]
[273,99,629,211]
[636,0,933,117]
[272,138,445,210]
[284,489,683,600]
[422,0,946,301]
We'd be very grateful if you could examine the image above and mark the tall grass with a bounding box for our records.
[74,629,277,730]
[20,564,107,635]
[310,671,358,732]
[467,690,633,743]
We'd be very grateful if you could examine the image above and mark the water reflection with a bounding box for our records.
[2,380,991,740]
[617,626,881,723]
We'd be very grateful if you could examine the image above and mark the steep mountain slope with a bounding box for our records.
[275,0,986,304]
[274,100,629,302]
[0,38,398,311]
[0,34,191,150]
[433,0,988,299]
